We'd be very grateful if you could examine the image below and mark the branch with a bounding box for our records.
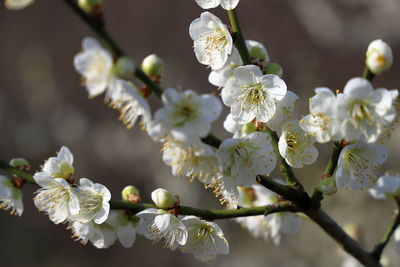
[111,200,296,221]
[227,9,251,65]
[304,208,382,267]
[371,201,400,259]
[0,159,295,221]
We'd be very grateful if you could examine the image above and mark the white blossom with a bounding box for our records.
[235,184,300,245]
[70,219,117,249]
[107,210,139,248]
[267,90,299,131]
[369,174,400,200]
[147,88,222,142]
[216,132,276,187]
[73,37,115,98]
[195,0,239,10]
[33,173,80,224]
[223,113,243,137]
[180,216,229,261]
[278,120,318,168]
[36,146,74,179]
[366,39,393,75]
[300,87,338,143]
[335,77,398,143]
[336,142,388,190]
[162,138,219,184]
[4,0,33,10]
[189,12,233,69]
[222,65,287,124]
[0,175,23,216]
[105,79,151,129]
[137,209,188,250]
[73,178,111,224]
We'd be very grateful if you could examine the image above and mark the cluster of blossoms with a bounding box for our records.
[3,0,400,264]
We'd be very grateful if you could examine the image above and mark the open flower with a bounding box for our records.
[222,65,287,124]
[73,37,115,98]
[4,0,34,10]
[300,87,338,143]
[33,173,80,224]
[216,132,276,186]
[278,120,318,168]
[180,216,229,261]
[107,210,139,248]
[267,90,299,131]
[147,88,222,142]
[189,12,233,69]
[0,176,23,216]
[235,184,300,245]
[36,146,74,179]
[336,142,388,190]
[195,0,239,10]
[162,138,219,184]
[70,219,117,249]
[106,79,151,129]
[136,209,188,250]
[369,173,400,200]
[73,178,111,224]
[336,77,398,143]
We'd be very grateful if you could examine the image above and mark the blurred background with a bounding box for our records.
[0,0,399,266]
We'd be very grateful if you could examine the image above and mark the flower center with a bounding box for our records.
[240,83,265,105]
[286,132,298,150]
[349,101,374,125]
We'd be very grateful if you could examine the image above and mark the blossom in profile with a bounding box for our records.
[36,146,75,180]
[278,120,318,168]
[336,141,388,190]
[136,208,188,250]
[73,37,115,98]
[189,12,233,69]
[180,216,229,261]
[222,65,287,124]
[369,174,400,200]
[195,0,239,10]
[0,175,23,216]
[4,0,34,10]
[70,219,117,249]
[147,88,222,142]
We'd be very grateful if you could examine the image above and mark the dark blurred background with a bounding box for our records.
[0,0,399,266]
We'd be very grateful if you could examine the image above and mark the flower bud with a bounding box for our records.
[238,187,256,207]
[78,0,103,13]
[246,40,269,62]
[141,54,164,77]
[319,178,337,196]
[5,0,34,10]
[242,122,257,135]
[263,62,283,77]
[115,57,135,78]
[9,158,30,169]
[151,188,176,209]
[122,185,140,203]
[366,39,393,75]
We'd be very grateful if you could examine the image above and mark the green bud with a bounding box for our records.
[151,188,176,209]
[9,158,30,168]
[249,46,267,61]
[263,62,283,77]
[78,0,102,13]
[319,178,337,196]
[115,57,135,78]
[122,185,140,202]
[141,54,164,77]
[242,122,257,134]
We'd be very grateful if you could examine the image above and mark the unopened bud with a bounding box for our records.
[9,158,30,169]
[366,39,393,75]
[264,62,283,77]
[242,122,257,135]
[122,185,140,203]
[115,57,135,78]
[78,0,103,13]
[238,186,256,207]
[5,0,34,10]
[141,54,164,77]
[319,178,337,196]
[151,188,176,209]
[246,40,269,61]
